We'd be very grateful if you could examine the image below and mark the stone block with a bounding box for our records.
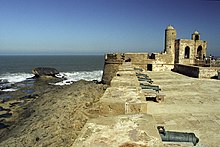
[72,114,163,147]
[99,87,147,116]
[110,76,140,87]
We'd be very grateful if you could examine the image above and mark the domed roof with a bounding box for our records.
[193,30,199,34]
[166,25,175,30]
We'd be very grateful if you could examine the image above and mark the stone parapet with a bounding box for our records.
[72,114,162,147]
[99,86,147,116]
[174,63,220,78]
[100,62,147,116]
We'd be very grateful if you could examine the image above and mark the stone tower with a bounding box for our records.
[164,25,176,63]
[191,31,200,41]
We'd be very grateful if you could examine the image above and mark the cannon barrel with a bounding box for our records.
[157,126,199,146]
[138,78,153,83]
[141,85,161,92]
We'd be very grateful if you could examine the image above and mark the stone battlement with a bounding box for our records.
[73,62,164,146]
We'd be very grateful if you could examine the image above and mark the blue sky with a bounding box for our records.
[0,0,220,55]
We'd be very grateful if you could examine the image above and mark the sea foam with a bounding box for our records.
[0,70,103,86]
[54,70,103,85]
[0,73,34,83]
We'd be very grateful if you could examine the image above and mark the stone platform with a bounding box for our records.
[73,62,162,146]
[72,114,163,147]
[74,63,220,146]
[147,71,220,146]
[99,62,147,116]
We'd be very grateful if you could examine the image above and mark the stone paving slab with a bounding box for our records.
[72,114,163,147]
[146,71,220,146]
[110,76,140,87]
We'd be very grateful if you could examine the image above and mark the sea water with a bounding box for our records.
[0,55,104,87]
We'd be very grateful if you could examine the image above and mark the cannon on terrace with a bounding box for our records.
[136,73,149,78]
[138,77,153,84]
[140,84,161,92]
[134,67,143,72]
[144,94,165,103]
[157,126,199,146]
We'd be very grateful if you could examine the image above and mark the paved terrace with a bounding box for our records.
[73,62,162,146]
[73,63,220,146]
[147,71,220,146]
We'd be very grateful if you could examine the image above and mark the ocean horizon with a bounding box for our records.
[0,55,104,84]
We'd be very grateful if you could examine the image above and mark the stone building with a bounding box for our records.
[167,25,208,65]
[157,25,208,69]
[102,25,211,84]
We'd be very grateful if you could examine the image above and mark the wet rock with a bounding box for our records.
[20,94,37,100]
[0,79,9,84]
[0,113,12,118]
[0,80,105,146]
[9,101,23,107]
[0,83,12,90]
[0,106,10,112]
[21,109,35,119]
[0,122,9,129]
[0,106,4,111]
[32,67,59,78]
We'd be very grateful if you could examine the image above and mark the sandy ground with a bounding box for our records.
[146,71,220,146]
[0,80,105,146]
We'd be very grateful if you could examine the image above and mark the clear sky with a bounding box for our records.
[0,0,220,55]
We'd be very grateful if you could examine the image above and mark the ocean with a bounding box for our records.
[0,55,104,85]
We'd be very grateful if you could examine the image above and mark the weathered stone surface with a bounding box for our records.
[99,87,147,116]
[147,71,220,146]
[110,76,140,87]
[174,64,220,78]
[100,62,148,116]
[32,67,59,77]
[0,80,105,146]
[72,114,163,147]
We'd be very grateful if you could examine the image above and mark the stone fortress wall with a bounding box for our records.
[73,25,220,146]
[102,25,219,84]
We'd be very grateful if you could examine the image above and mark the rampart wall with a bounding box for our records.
[174,64,220,78]
[102,53,175,84]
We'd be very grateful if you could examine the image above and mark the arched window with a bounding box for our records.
[184,46,190,59]
[195,35,199,40]
[197,46,203,59]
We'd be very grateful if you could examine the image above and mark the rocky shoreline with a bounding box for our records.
[0,78,106,146]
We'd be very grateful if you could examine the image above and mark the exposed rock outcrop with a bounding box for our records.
[0,80,105,146]
[32,67,59,78]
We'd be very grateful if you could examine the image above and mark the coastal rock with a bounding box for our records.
[0,79,12,90]
[0,83,12,90]
[32,67,59,78]
[0,80,105,146]
[0,79,9,84]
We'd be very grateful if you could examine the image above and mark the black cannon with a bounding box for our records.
[134,68,143,72]
[157,126,199,146]
[141,85,161,92]
[136,73,149,77]
[138,78,153,84]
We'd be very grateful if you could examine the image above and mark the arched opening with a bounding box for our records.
[197,46,203,59]
[195,35,199,40]
[184,46,190,59]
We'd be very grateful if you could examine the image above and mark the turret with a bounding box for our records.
[164,25,176,54]
[164,25,176,64]
[192,31,200,41]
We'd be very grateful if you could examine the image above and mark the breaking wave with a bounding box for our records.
[54,70,103,85]
[0,73,34,83]
[0,70,103,86]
